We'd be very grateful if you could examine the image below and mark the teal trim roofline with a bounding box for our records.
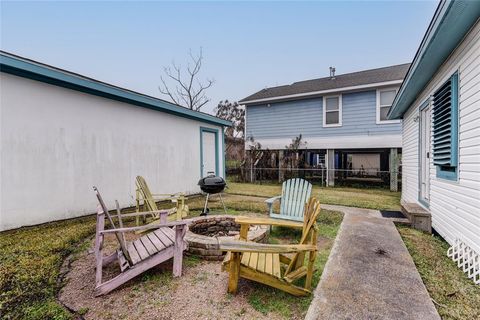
[388,0,480,119]
[0,51,232,127]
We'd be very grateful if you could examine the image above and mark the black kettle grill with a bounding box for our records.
[198,173,227,215]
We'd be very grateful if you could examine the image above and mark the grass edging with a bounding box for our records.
[397,226,480,319]
[0,216,97,320]
[245,209,344,319]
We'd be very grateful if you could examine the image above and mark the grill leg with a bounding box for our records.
[201,193,210,216]
[219,193,227,214]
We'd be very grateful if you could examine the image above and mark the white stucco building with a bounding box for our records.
[0,51,230,231]
[388,1,480,284]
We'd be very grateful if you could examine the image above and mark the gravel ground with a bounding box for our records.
[59,235,283,320]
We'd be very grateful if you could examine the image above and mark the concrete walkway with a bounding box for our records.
[306,205,440,320]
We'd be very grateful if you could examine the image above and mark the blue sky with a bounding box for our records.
[1,1,438,114]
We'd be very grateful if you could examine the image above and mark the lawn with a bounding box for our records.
[0,184,347,320]
[226,181,401,211]
[244,209,343,318]
[0,216,97,320]
[10,182,480,320]
[398,226,480,320]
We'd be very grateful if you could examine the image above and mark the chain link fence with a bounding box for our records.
[227,165,401,189]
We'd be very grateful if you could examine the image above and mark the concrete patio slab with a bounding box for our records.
[306,205,440,320]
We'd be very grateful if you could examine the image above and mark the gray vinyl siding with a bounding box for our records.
[246,90,401,140]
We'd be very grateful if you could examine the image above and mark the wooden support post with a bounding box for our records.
[94,205,105,288]
[173,225,185,277]
[278,150,285,182]
[135,188,140,226]
[390,148,399,192]
[326,149,335,187]
[239,224,249,241]
[159,211,167,224]
[305,229,317,291]
[228,252,241,293]
[228,223,249,293]
[249,150,254,183]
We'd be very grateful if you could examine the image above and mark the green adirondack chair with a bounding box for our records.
[135,176,189,226]
[266,178,312,222]
[220,197,321,296]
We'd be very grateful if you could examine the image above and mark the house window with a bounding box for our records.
[376,88,401,124]
[432,72,459,181]
[323,95,342,127]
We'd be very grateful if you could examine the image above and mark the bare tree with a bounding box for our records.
[284,134,308,174]
[214,100,245,152]
[159,48,214,111]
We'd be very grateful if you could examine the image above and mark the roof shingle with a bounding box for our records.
[240,63,411,103]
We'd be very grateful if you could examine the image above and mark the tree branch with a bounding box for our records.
[158,48,213,111]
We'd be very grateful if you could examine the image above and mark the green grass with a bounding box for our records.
[0,216,97,320]
[398,226,480,320]
[0,182,390,320]
[246,209,343,319]
[227,181,401,210]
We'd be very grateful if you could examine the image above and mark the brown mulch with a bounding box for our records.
[59,235,282,320]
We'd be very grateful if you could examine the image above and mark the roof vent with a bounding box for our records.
[329,66,336,79]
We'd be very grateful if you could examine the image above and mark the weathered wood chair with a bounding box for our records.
[220,197,321,296]
[266,178,312,222]
[93,186,189,296]
[135,175,189,226]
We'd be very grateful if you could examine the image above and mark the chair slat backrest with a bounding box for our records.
[136,176,158,212]
[280,178,312,219]
[94,187,132,264]
[285,197,321,274]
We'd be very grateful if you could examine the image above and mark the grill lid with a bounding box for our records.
[198,174,226,194]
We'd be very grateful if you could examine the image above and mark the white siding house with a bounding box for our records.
[388,0,480,284]
[0,52,230,231]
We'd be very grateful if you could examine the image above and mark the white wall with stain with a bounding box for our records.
[0,73,224,231]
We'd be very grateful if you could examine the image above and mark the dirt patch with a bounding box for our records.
[59,236,282,320]
[317,236,331,250]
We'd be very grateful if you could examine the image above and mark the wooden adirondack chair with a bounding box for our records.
[135,176,189,226]
[93,186,189,296]
[220,197,321,296]
[266,178,312,222]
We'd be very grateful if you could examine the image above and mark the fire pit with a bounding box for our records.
[185,215,269,260]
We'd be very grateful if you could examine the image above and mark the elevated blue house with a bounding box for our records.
[240,64,410,188]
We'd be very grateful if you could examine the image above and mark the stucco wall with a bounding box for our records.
[401,21,480,254]
[0,73,224,231]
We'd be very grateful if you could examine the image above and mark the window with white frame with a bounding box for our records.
[323,95,342,127]
[376,88,400,124]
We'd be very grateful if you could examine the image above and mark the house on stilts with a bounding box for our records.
[240,64,410,190]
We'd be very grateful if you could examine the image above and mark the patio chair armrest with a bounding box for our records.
[100,219,190,234]
[120,210,169,218]
[235,216,303,229]
[152,192,185,197]
[148,194,177,201]
[149,193,186,203]
[219,239,316,253]
[265,195,282,205]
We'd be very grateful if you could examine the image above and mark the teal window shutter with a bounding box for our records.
[432,72,458,180]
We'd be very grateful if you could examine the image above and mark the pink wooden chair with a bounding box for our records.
[93,186,189,296]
